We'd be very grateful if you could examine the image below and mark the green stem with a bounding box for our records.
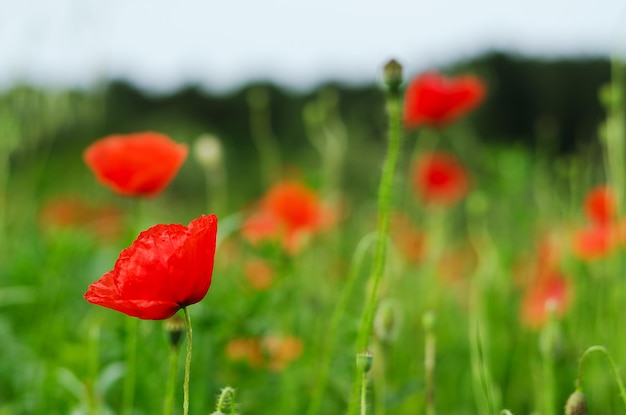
[349,76,403,415]
[539,310,558,415]
[356,87,403,351]
[163,346,179,415]
[424,331,436,415]
[121,317,138,415]
[182,307,193,415]
[577,345,626,409]
[360,369,368,415]
[305,232,377,415]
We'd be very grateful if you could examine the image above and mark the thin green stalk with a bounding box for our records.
[577,345,626,409]
[305,232,377,415]
[163,346,179,415]
[539,308,558,415]
[356,71,403,352]
[469,282,497,415]
[360,369,368,415]
[121,317,138,415]
[182,307,193,415]
[423,312,436,415]
[349,60,404,415]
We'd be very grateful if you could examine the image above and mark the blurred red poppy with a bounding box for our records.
[571,225,616,260]
[412,151,470,206]
[241,180,329,254]
[403,72,486,128]
[84,214,217,320]
[84,132,188,197]
[520,271,571,329]
[584,186,615,225]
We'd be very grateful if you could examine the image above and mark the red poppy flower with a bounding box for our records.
[412,151,470,206]
[84,214,217,320]
[584,186,615,225]
[520,271,571,329]
[571,225,616,260]
[403,72,486,128]
[241,180,329,254]
[84,132,188,197]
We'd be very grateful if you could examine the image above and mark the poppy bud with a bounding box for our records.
[374,298,402,344]
[164,315,186,348]
[564,390,587,415]
[356,350,373,374]
[194,134,224,171]
[383,59,403,95]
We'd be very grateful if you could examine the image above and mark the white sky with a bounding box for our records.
[1,0,626,93]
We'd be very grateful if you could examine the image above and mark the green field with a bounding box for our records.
[1,55,625,415]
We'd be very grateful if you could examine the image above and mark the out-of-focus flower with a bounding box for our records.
[390,212,426,263]
[84,132,188,197]
[194,134,223,171]
[264,335,304,372]
[241,180,331,254]
[520,271,571,330]
[571,225,616,260]
[243,259,275,291]
[584,186,615,225]
[225,335,303,371]
[412,151,470,206]
[84,215,217,320]
[436,242,477,285]
[403,72,486,129]
[226,338,264,368]
[571,186,620,260]
[38,195,125,242]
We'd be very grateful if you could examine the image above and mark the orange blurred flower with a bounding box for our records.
[38,195,125,242]
[226,338,264,368]
[84,132,188,197]
[241,180,331,254]
[520,271,571,330]
[264,335,304,372]
[390,212,426,263]
[225,335,303,371]
[403,72,486,129]
[243,259,275,291]
[412,151,470,206]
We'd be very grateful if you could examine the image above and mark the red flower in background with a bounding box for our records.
[241,180,330,254]
[404,72,486,128]
[84,132,188,197]
[584,186,615,225]
[84,215,217,320]
[412,152,470,206]
[520,271,571,330]
[572,186,620,260]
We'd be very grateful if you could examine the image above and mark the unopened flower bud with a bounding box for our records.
[422,310,436,332]
[164,315,186,348]
[383,59,403,95]
[194,134,223,171]
[564,390,587,415]
[374,298,402,344]
[356,350,373,374]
